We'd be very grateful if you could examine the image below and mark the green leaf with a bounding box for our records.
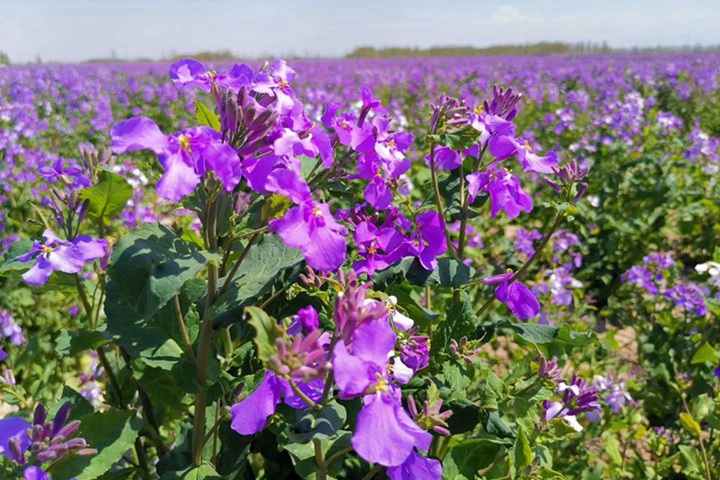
[211,234,304,326]
[690,343,718,364]
[80,170,134,225]
[508,322,597,355]
[0,238,34,274]
[441,291,479,348]
[373,257,475,289]
[108,223,212,319]
[51,410,143,480]
[679,412,703,437]
[56,328,109,356]
[513,427,534,474]
[195,101,221,131]
[429,126,482,152]
[288,401,347,442]
[443,438,507,480]
[246,306,283,363]
[161,463,222,480]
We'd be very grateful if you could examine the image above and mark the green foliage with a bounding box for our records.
[80,170,134,225]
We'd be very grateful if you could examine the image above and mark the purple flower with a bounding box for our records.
[489,135,558,174]
[230,372,323,435]
[353,221,406,276]
[425,146,462,171]
[23,467,51,480]
[407,211,447,270]
[485,271,540,320]
[17,230,107,286]
[352,390,432,467]
[387,450,442,480]
[170,58,254,93]
[0,416,31,463]
[252,60,298,114]
[269,200,348,272]
[467,166,533,219]
[332,316,396,399]
[111,117,242,202]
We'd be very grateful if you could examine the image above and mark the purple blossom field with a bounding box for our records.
[0,54,719,480]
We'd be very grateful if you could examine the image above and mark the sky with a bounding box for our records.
[1,0,720,63]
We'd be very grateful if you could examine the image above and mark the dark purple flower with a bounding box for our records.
[425,146,462,171]
[17,230,107,286]
[387,450,442,480]
[485,271,540,320]
[353,221,406,276]
[407,211,447,270]
[467,166,533,219]
[230,372,324,435]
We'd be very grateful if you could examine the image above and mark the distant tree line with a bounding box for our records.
[0,52,10,65]
[346,42,720,58]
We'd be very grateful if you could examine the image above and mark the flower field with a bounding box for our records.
[0,54,719,479]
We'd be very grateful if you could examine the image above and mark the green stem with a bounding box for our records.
[314,439,327,480]
[359,465,383,480]
[325,447,353,468]
[288,377,320,410]
[473,212,564,316]
[219,231,260,296]
[193,197,219,466]
[174,296,197,366]
[428,141,457,258]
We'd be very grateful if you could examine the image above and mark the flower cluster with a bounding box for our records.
[543,375,601,432]
[230,271,443,478]
[0,403,95,479]
[0,309,24,362]
[623,252,709,317]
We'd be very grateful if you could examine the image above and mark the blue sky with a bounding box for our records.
[1,0,719,63]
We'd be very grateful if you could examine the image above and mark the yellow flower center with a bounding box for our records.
[41,244,53,255]
[312,205,323,217]
[387,138,396,149]
[375,372,390,393]
[178,134,191,152]
[474,105,484,116]
[523,140,532,152]
[208,70,217,80]
[367,245,378,255]
[279,80,288,88]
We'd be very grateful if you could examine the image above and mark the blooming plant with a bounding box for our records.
[0,55,719,480]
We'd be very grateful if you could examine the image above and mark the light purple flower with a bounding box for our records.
[17,230,107,286]
[111,117,242,202]
[489,135,558,174]
[269,200,347,272]
[425,146,462,171]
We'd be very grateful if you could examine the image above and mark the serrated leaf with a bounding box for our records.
[80,170,133,224]
[51,410,143,480]
[195,101,221,131]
